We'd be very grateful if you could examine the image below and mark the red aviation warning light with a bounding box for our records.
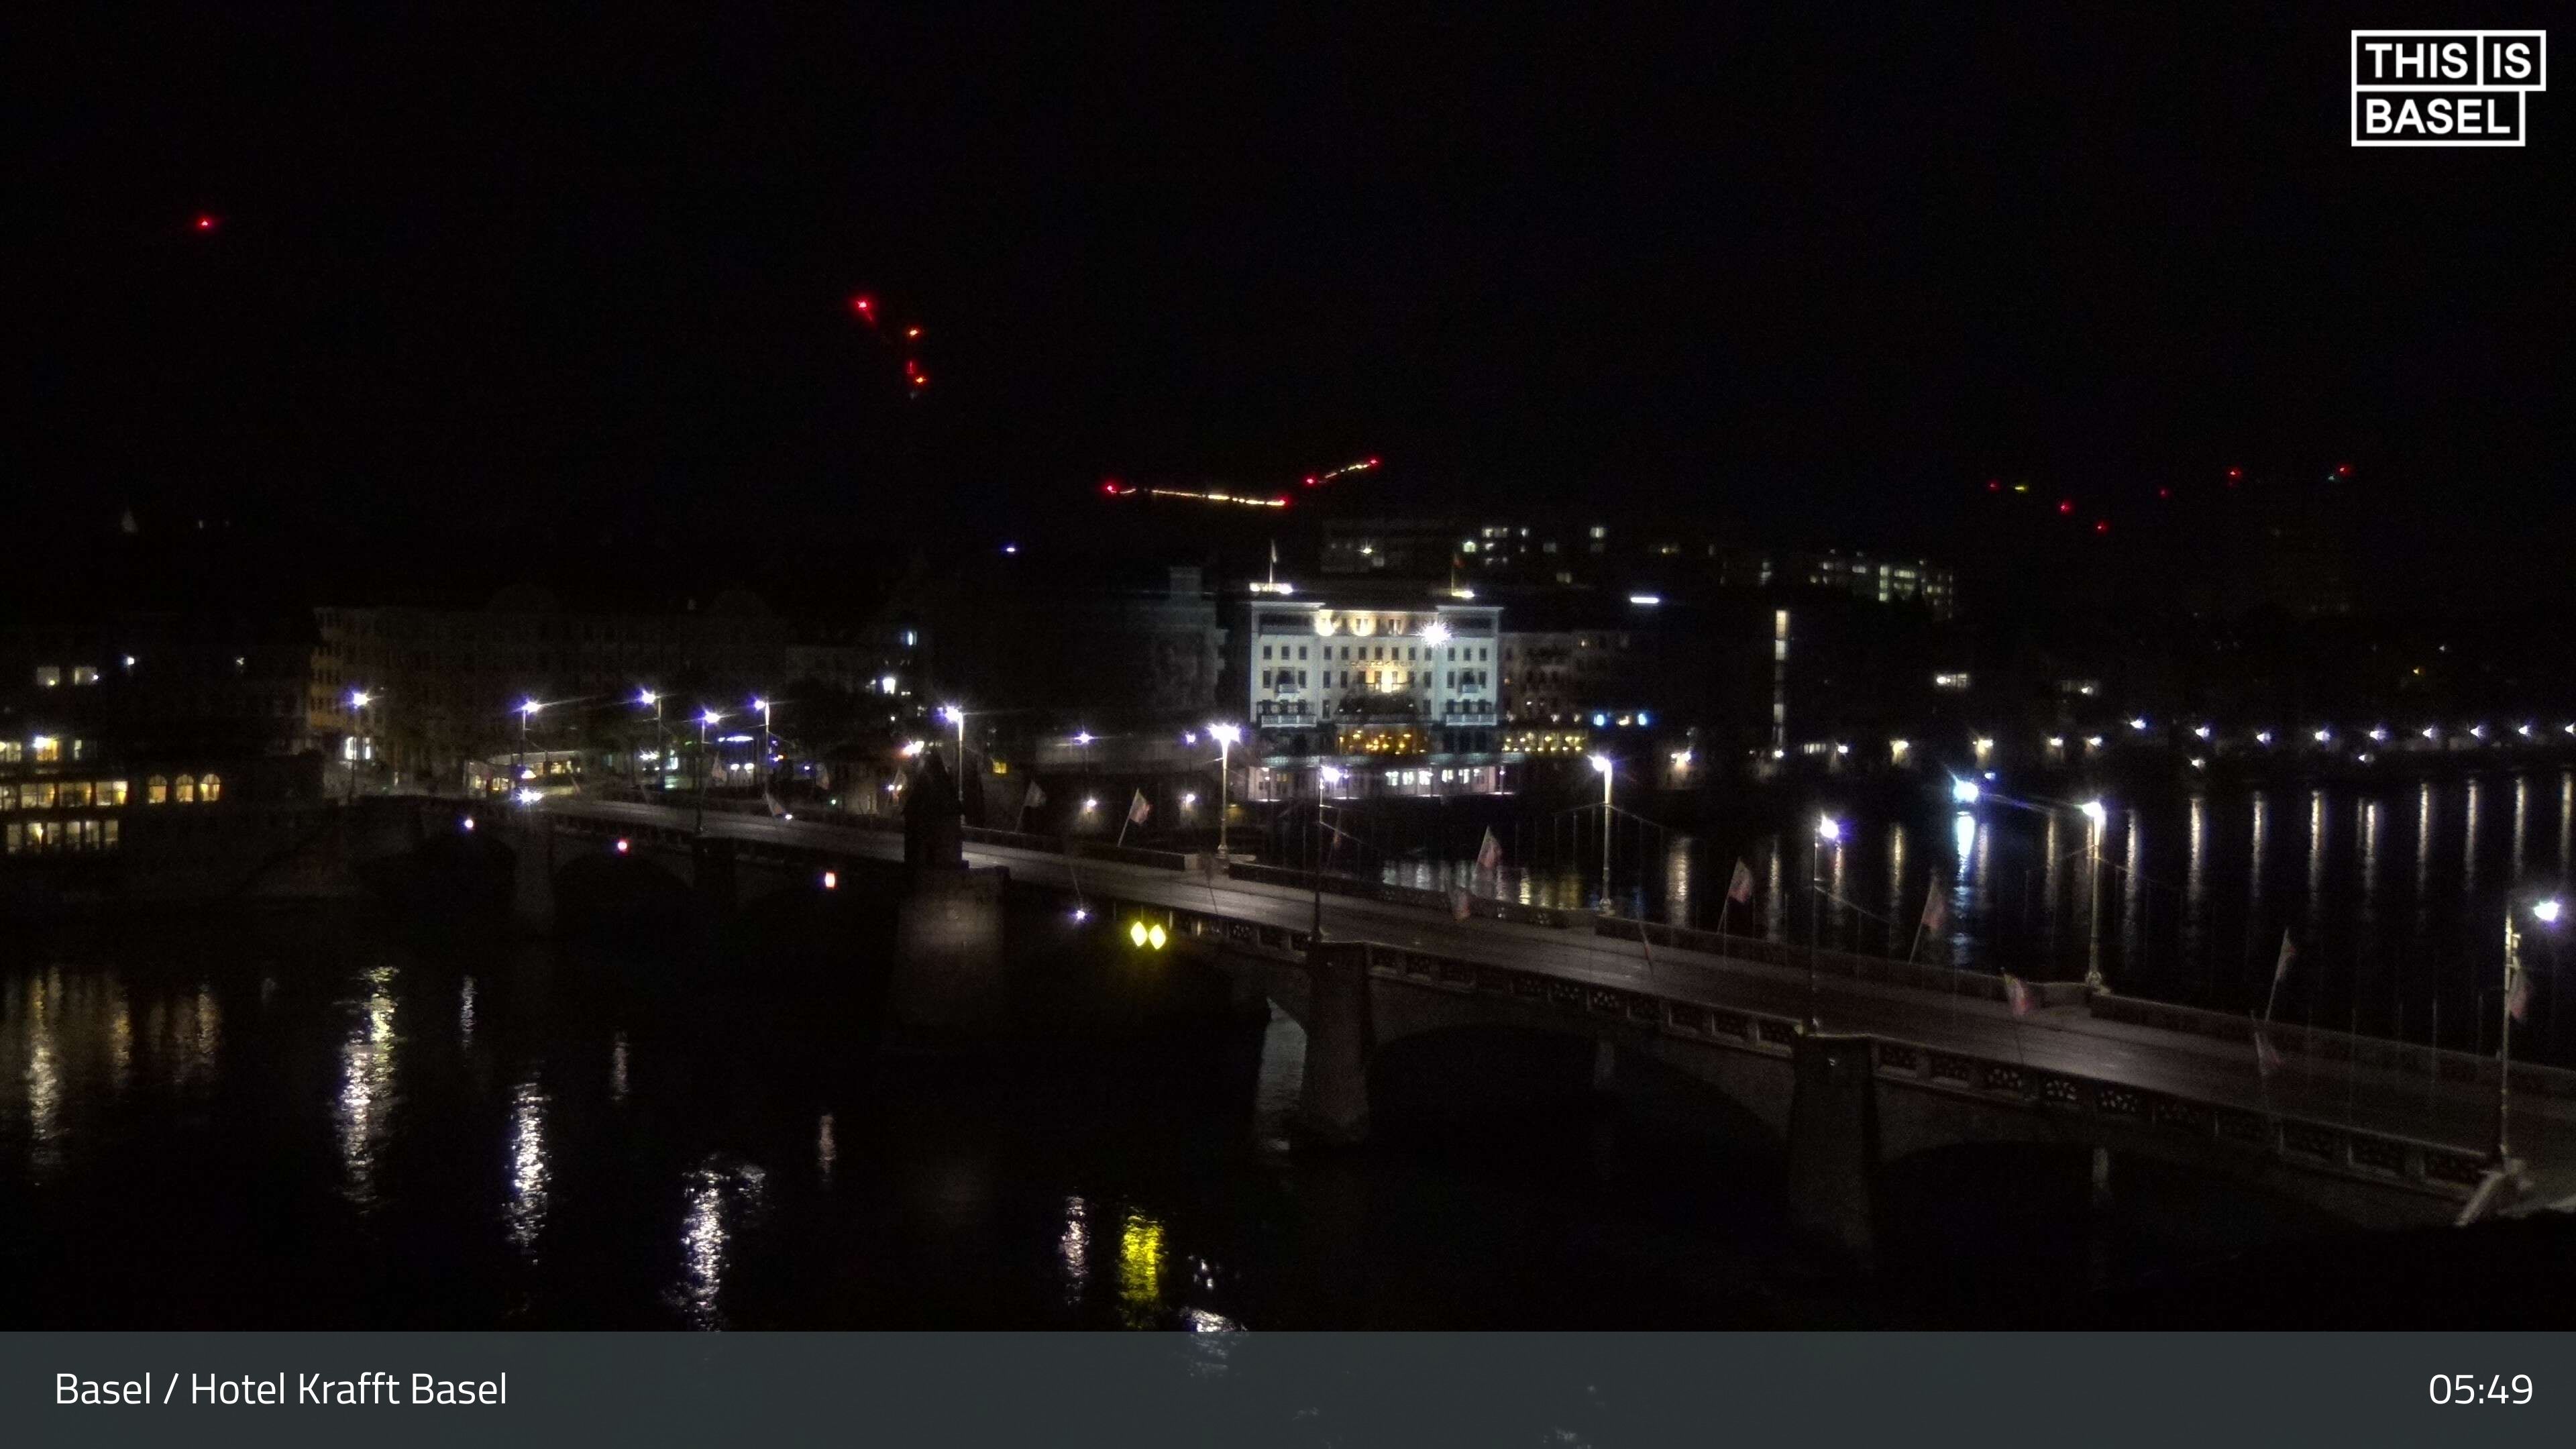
[2094,520,2110,535]
[850,295,876,321]
[2056,500,2074,515]
[2335,464,2353,476]
[193,213,219,233]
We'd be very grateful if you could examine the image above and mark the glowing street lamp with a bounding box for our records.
[1809,814,1843,1026]
[753,696,774,783]
[1950,777,1980,805]
[2498,894,2566,1167]
[346,689,376,804]
[637,689,665,792]
[1209,722,1242,858]
[515,698,543,800]
[941,703,966,775]
[2079,799,2107,989]
[1590,754,1615,908]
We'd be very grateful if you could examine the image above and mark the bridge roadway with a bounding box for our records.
[537,797,2576,1187]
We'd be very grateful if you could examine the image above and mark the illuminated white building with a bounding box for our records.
[1240,590,1507,798]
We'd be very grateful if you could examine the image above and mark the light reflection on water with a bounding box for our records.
[337,965,398,1210]
[674,1158,767,1331]
[504,1074,549,1254]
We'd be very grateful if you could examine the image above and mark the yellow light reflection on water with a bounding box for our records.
[1119,1210,1166,1326]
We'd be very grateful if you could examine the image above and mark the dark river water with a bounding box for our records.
[1373,769,2576,1067]
[0,899,2456,1331]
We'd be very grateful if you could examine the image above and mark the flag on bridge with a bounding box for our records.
[1452,888,1473,922]
[2253,1025,2284,1079]
[763,787,785,817]
[1920,879,1947,934]
[1477,827,1503,872]
[1727,859,1755,904]
[1127,788,1152,826]
[2272,930,2297,989]
[1023,780,1046,811]
[2510,964,2532,1024]
[2002,974,2036,1018]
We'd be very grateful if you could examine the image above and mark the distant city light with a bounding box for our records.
[616,839,630,854]
[2255,731,2273,745]
[1208,722,1241,745]
[2080,799,2107,826]
[1589,753,1614,777]
[1181,792,1197,806]
[1951,778,1980,804]
[1817,815,1843,843]
[2422,726,2440,739]
[1627,594,1662,606]
[1071,907,1089,922]
[1083,797,1099,811]
[822,871,837,890]
[2193,724,2212,739]
[2312,728,2332,743]
[520,698,542,716]
[1421,622,1452,646]
[2128,717,2147,731]
[2536,900,2564,924]
[2369,727,2390,742]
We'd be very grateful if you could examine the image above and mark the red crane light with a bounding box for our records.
[850,295,875,319]
[2157,486,2172,499]
[2056,500,2074,515]
[1986,480,2002,492]
[193,213,219,233]
[2094,520,2110,535]
[2225,466,2242,481]
[2335,464,2352,476]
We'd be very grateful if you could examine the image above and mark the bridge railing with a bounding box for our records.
[2089,992,2576,1104]
[1595,917,2092,1011]
[1220,859,1599,930]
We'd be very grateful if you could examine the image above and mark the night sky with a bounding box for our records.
[14,6,2570,606]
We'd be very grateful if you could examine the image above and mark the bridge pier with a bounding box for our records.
[1786,1031,1879,1269]
[1297,941,1375,1144]
[691,835,739,914]
[512,818,557,933]
[889,866,1010,1034]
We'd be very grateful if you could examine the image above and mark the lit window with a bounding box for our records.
[21,782,54,809]
[103,779,128,806]
[32,735,60,763]
[0,784,12,810]
[34,665,60,687]
[175,774,197,804]
[72,665,100,686]
[59,782,91,808]
[148,775,169,805]
[201,773,222,803]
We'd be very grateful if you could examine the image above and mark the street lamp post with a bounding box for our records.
[1589,753,1615,910]
[753,697,773,789]
[1210,722,1242,859]
[345,690,376,805]
[2080,798,2108,989]
[1811,815,1843,1028]
[1313,764,1340,941]
[698,708,723,830]
[637,690,663,795]
[2499,896,2563,1164]
[517,699,541,801]
[942,704,967,777]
